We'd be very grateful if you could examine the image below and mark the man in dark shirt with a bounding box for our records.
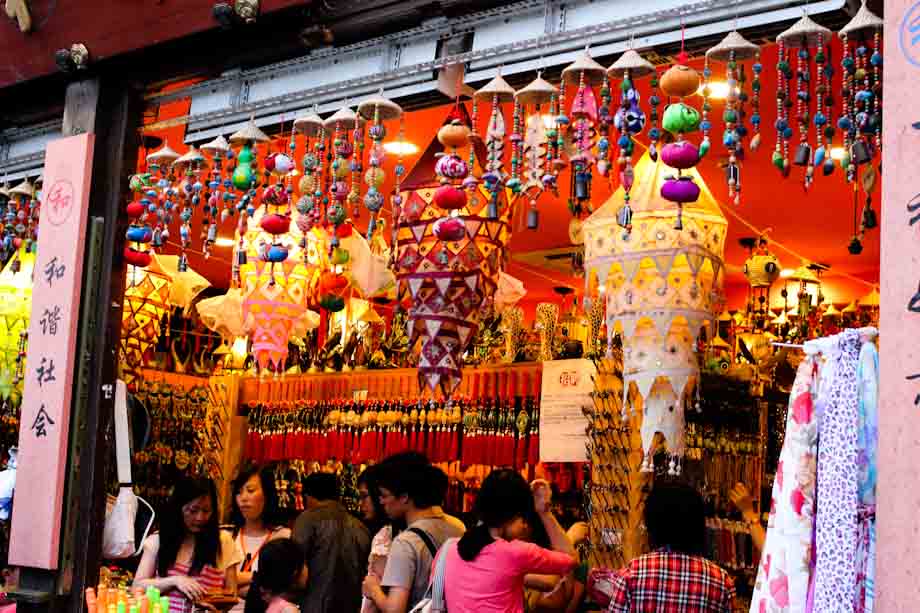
[293,472,371,613]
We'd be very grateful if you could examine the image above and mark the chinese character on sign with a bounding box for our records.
[39,306,61,336]
[35,357,56,388]
[31,404,55,438]
[43,257,65,287]
[907,374,920,406]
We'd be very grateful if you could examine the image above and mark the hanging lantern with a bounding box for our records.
[292,109,327,248]
[561,49,607,218]
[706,31,760,205]
[584,152,727,474]
[607,49,655,232]
[395,105,519,395]
[515,74,559,228]
[358,94,403,239]
[777,14,833,189]
[324,106,359,247]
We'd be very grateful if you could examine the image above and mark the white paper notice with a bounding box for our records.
[539,358,596,462]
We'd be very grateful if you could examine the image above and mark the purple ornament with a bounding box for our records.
[661,177,700,203]
[435,154,469,180]
[661,141,700,170]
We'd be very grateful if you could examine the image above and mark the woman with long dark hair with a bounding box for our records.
[134,477,242,613]
[442,469,577,613]
[227,465,291,613]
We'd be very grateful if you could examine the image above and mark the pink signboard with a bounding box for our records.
[878,0,920,609]
[8,133,95,570]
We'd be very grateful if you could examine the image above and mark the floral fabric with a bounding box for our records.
[749,357,818,613]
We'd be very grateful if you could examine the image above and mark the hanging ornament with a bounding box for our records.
[201,134,236,233]
[474,73,517,220]
[659,45,703,230]
[777,14,832,189]
[750,49,763,152]
[742,236,781,329]
[839,1,883,250]
[293,110,326,242]
[358,94,403,240]
[561,49,606,218]
[706,31,759,205]
[607,48,655,233]
[324,106,359,249]
[514,74,558,229]
[174,145,212,257]
[773,38,793,176]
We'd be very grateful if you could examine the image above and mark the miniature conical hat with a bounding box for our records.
[706,31,760,62]
[562,49,607,86]
[0,183,10,199]
[323,106,358,130]
[293,112,324,137]
[229,120,270,145]
[200,134,230,156]
[842,300,858,313]
[777,13,832,48]
[9,178,33,198]
[175,145,208,168]
[608,49,656,78]
[474,74,517,102]
[860,287,880,307]
[822,303,841,317]
[146,141,180,165]
[786,264,819,283]
[515,75,558,105]
[840,1,883,36]
[358,95,403,121]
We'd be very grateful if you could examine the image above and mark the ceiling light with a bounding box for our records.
[213,237,235,247]
[698,81,737,100]
[780,268,796,278]
[830,146,847,160]
[383,140,419,156]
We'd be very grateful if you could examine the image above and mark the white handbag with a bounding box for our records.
[408,537,456,613]
[102,380,154,559]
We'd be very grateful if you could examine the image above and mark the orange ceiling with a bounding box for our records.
[140,40,880,312]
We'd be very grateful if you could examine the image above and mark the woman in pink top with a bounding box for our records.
[442,470,577,613]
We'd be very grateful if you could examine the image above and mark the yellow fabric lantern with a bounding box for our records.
[0,250,35,395]
[583,152,727,471]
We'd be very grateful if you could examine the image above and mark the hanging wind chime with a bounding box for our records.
[173,146,214,258]
[776,14,832,190]
[705,31,760,205]
[201,134,236,237]
[325,106,360,249]
[561,49,606,218]
[4,179,39,273]
[144,140,181,262]
[357,94,403,240]
[839,1,883,255]
[659,48,704,229]
[607,48,655,232]
[473,73,517,220]
[514,73,559,228]
[293,110,326,241]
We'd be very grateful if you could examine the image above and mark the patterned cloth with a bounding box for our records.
[750,357,819,613]
[588,550,734,613]
[812,330,861,613]
[854,339,879,613]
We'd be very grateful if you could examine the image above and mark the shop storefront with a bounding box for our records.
[0,0,914,610]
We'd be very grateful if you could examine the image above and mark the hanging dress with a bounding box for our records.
[749,356,819,613]
[854,338,879,613]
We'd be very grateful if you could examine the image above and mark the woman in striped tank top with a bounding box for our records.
[134,477,243,613]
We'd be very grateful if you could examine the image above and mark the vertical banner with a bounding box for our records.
[878,0,920,609]
[539,358,595,462]
[9,134,94,570]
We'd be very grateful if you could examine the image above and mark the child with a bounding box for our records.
[244,539,308,613]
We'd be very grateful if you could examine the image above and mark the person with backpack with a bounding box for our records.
[362,453,465,613]
[440,469,577,613]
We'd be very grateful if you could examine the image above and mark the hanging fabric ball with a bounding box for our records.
[432,216,467,242]
[434,154,469,180]
[433,185,467,211]
[661,141,700,170]
[124,246,152,268]
[260,213,291,236]
[661,177,701,203]
[660,64,701,98]
[662,103,701,134]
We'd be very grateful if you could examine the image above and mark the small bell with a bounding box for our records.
[10,258,20,274]
[794,142,812,167]
[526,207,539,230]
[616,204,633,229]
[862,201,878,229]
[178,253,189,272]
[725,164,740,191]
[674,204,684,231]
[487,197,500,220]
[848,235,863,255]
[852,140,872,165]
[823,158,835,176]
[574,171,590,201]
[237,249,247,266]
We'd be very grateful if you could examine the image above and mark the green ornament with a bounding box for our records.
[698,139,711,159]
[723,109,737,124]
[772,151,784,171]
[662,103,701,134]
[232,144,256,190]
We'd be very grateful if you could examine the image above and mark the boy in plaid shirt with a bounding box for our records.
[588,483,735,612]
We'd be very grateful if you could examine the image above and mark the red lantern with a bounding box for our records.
[433,185,467,211]
[126,201,145,219]
[260,213,291,236]
[124,246,152,268]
